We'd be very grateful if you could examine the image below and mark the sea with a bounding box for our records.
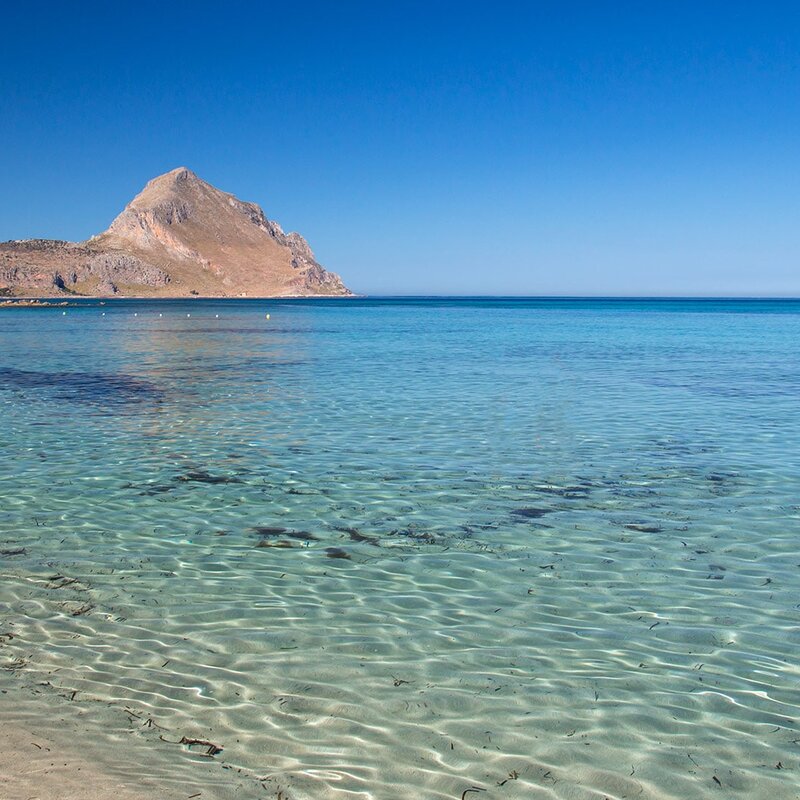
[1,297,799,799]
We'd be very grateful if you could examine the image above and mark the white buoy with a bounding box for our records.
[159,313,162,317]
[187,313,191,318]
[134,312,138,317]
[62,311,67,315]
[215,314,219,318]
[102,312,105,316]
[266,313,270,320]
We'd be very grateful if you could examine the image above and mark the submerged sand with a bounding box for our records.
[0,722,163,800]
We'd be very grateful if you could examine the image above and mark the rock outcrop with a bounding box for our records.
[0,168,351,297]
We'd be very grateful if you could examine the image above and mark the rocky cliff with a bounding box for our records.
[0,168,351,297]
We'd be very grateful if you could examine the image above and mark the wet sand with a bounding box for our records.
[0,721,171,800]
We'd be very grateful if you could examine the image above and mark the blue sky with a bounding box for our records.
[1,1,799,295]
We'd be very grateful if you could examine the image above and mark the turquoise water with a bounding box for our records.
[1,298,799,799]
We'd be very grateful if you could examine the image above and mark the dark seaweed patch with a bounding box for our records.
[286,530,317,541]
[0,367,162,407]
[624,524,664,533]
[535,485,591,498]
[334,525,380,545]
[139,484,176,496]
[325,547,351,560]
[393,528,439,544]
[252,526,317,541]
[176,470,243,485]
[511,507,553,519]
[346,530,380,545]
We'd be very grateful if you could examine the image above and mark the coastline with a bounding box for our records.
[0,293,359,302]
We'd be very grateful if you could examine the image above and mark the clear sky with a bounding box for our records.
[1,1,798,295]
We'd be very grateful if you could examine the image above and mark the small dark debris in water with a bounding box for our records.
[325,547,351,560]
[649,621,660,630]
[625,524,664,533]
[255,540,294,549]
[71,604,94,616]
[392,676,413,686]
[712,775,721,786]
[461,787,486,800]
[709,564,726,571]
[512,508,552,518]
[706,574,724,580]
[47,576,81,590]
[538,564,555,570]
[0,548,26,556]
[497,770,519,786]
[695,549,709,554]
[178,736,223,757]
[177,471,242,485]
[762,578,773,586]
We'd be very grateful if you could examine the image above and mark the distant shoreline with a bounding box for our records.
[2,295,799,304]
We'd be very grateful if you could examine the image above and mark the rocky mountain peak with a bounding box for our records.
[0,169,351,298]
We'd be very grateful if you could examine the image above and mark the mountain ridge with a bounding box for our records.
[0,168,351,297]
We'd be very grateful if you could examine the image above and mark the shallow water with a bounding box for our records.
[1,298,799,799]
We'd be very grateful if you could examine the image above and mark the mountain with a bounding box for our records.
[0,168,351,297]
